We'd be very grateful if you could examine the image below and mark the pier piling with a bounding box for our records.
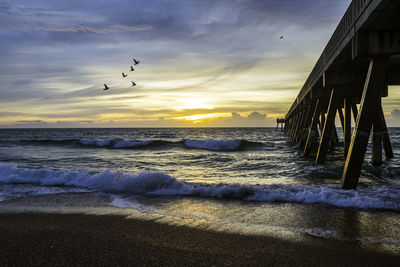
[341,59,387,189]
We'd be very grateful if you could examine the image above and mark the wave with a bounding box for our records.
[0,163,399,210]
[185,139,242,151]
[1,138,263,151]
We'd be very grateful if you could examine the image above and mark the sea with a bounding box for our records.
[0,128,399,252]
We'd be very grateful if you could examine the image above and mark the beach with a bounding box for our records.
[0,211,399,266]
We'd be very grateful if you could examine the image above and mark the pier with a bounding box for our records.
[284,0,400,189]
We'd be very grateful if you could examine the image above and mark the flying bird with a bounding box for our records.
[103,84,109,90]
[122,72,127,77]
[133,58,140,65]
[131,81,136,87]
[130,66,135,71]
[280,36,284,39]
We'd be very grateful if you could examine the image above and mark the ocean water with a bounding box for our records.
[0,128,400,251]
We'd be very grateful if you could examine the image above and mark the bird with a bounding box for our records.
[122,72,127,77]
[133,58,140,65]
[280,36,284,39]
[103,84,109,90]
[130,66,135,71]
[131,81,136,87]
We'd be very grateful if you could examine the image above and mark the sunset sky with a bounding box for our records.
[1,0,399,127]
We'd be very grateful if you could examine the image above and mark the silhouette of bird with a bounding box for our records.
[122,72,127,77]
[131,81,136,87]
[130,66,135,71]
[133,58,140,65]
[103,84,109,90]
[280,36,284,39]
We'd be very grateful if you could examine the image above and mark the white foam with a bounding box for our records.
[110,195,165,214]
[0,163,399,210]
[185,139,241,151]
[291,227,339,239]
[358,236,400,246]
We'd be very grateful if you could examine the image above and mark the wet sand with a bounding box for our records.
[0,212,399,266]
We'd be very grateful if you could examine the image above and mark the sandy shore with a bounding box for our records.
[0,212,399,266]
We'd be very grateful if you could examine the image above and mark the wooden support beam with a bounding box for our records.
[285,118,290,135]
[319,112,326,134]
[300,104,315,149]
[284,119,288,134]
[344,98,352,157]
[290,117,295,136]
[372,98,383,166]
[290,114,296,139]
[291,115,297,139]
[351,104,358,121]
[291,113,300,141]
[284,119,288,133]
[288,116,293,138]
[379,106,394,159]
[341,59,387,189]
[304,99,321,157]
[297,105,312,144]
[331,126,339,150]
[297,108,309,142]
[371,126,383,166]
[338,108,345,129]
[295,109,306,143]
[290,113,297,140]
[316,89,337,164]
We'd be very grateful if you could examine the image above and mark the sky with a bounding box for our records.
[1,0,398,128]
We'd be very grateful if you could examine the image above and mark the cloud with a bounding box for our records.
[231,112,242,119]
[14,120,50,127]
[1,23,152,33]
[247,111,267,120]
[17,120,43,123]
[230,111,267,120]
[0,0,352,127]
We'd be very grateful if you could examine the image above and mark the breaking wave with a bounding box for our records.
[0,163,399,210]
[1,138,262,151]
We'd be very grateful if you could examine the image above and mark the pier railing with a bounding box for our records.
[286,0,373,118]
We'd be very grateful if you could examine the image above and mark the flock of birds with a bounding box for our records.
[102,36,283,91]
[103,58,140,90]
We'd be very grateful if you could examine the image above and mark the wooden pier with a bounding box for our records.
[276,118,285,131]
[284,0,400,189]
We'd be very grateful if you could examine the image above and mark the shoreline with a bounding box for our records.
[0,212,399,266]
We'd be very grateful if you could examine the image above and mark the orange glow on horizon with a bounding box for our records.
[176,113,230,121]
